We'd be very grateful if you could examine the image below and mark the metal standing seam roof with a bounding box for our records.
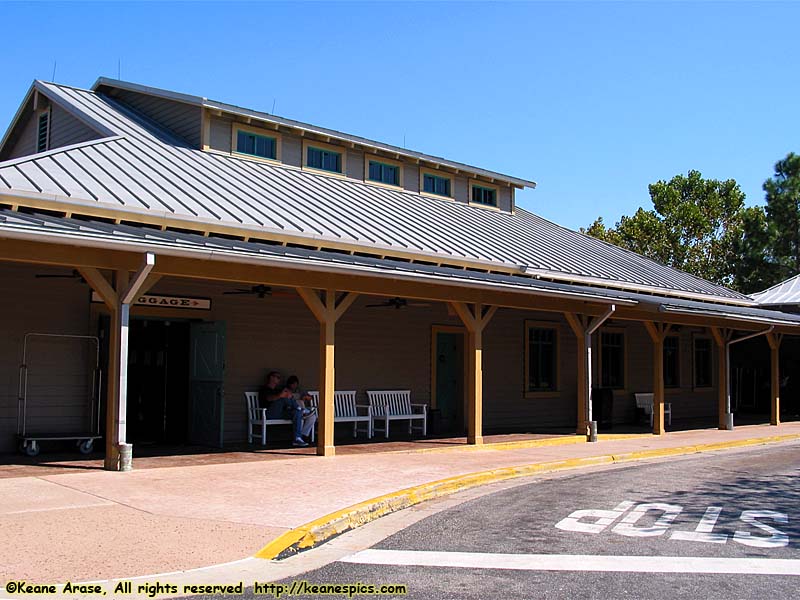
[0,80,753,306]
[4,209,800,327]
[751,274,800,306]
[92,77,537,189]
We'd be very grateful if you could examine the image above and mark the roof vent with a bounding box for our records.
[36,110,50,153]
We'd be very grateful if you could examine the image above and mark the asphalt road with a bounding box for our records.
[186,442,800,600]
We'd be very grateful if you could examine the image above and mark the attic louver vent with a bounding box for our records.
[36,111,50,152]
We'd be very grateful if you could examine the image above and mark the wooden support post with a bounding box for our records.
[644,322,671,435]
[79,267,123,469]
[711,327,732,430]
[451,302,498,445]
[565,306,615,438]
[298,288,358,456]
[767,333,782,426]
[565,313,589,435]
[79,253,155,471]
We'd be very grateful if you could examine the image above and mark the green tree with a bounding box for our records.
[583,170,755,289]
[764,152,800,277]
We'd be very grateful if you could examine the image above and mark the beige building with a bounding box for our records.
[0,79,796,469]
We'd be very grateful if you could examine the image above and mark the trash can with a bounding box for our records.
[428,408,442,436]
[119,443,133,472]
[591,387,613,430]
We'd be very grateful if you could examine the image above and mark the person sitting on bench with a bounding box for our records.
[259,371,315,447]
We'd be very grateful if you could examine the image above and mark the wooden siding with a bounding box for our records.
[404,163,420,193]
[49,104,101,149]
[484,309,578,430]
[0,262,91,452]
[209,117,232,153]
[0,100,38,160]
[281,134,302,167]
[499,186,512,212]
[453,175,469,205]
[5,100,100,160]
[591,322,719,424]
[113,89,202,148]
[0,268,730,454]
[346,149,364,180]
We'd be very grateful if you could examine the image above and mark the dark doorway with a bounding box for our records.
[433,329,465,433]
[127,319,190,445]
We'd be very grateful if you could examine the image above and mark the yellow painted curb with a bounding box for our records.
[254,432,800,560]
[390,432,644,455]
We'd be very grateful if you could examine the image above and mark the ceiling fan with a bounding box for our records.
[34,269,86,283]
[365,297,432,309]
[223,284,294,299]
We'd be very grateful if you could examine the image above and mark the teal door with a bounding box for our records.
[188,321,226,447]
[435,331,464,432]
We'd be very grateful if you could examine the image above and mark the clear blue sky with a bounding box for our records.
[1,1,797,231]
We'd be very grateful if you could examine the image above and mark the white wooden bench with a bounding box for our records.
[634,393,672,427]
[245,391,315,445]
[366,390,427,438]
[308,390,372,438]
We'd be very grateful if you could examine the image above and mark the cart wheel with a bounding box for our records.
[25,442,40,457]
[78,439,94,455]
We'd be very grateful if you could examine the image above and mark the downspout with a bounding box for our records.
[725,326,774,430]
[585,304,616,441]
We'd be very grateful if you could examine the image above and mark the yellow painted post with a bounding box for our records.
[467,327,483,445]
[711,328,729,430]
[644,322,667,436]
[565,313,589,436]
[767,333,781,426]
[652,334,665,435]
[298,288,358,457]
[318,314,336,456]
[451,302,496,446]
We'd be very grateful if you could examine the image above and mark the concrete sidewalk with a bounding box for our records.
[2,423,799,587]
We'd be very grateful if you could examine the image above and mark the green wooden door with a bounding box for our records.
[188,321,226,447]
[435,332,464,432]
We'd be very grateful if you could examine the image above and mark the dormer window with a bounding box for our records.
[366,157,402,188]
[232,124,281,162]
[303,140,345,175]
[421,171,452,198]
[308,147,341,173]
[470,181,499,207]
[36,111,50,153]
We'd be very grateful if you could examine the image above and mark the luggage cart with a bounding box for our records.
[17,333,102,457]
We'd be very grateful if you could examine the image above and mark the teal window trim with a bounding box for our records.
[235,129,277,160]
[471,184,497,206]
[423,173,451,197]
[307,146,343,173]
[368,160,400,186]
